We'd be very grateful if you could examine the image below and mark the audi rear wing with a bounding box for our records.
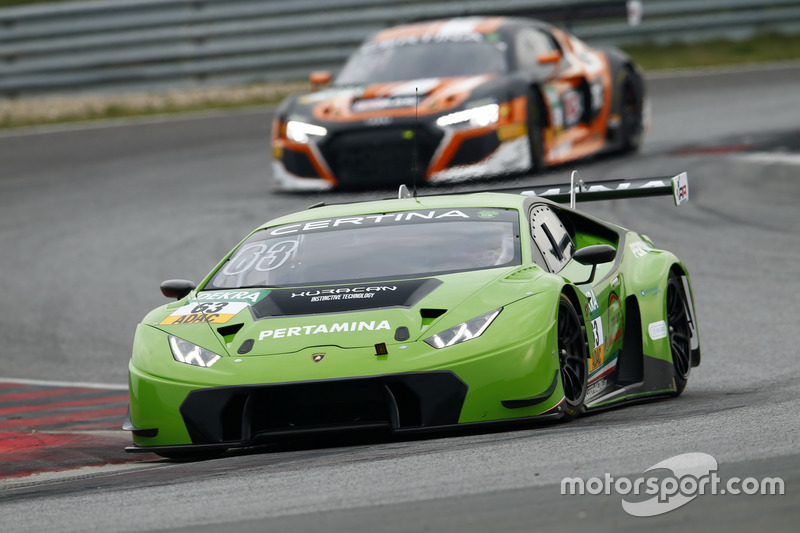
[520,171,689,207]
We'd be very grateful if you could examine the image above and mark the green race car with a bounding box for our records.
[125,173,699,458]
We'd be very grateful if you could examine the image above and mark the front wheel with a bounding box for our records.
[666,273,691,396]
[557,294,588,420]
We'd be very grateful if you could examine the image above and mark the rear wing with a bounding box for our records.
[520,171,689,207]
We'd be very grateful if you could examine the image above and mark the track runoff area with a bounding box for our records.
[0,379,155,479]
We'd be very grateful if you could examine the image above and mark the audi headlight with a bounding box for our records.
[286,120,328,143]
[436,103,499,129]
[424,308,502,349]
[168,335,222,368]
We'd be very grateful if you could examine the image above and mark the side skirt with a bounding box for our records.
[584,354,676,411]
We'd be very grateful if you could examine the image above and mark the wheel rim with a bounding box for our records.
[558,300,586,404]
[667,279,691,379]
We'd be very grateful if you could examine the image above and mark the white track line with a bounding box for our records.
[737,152,800,166]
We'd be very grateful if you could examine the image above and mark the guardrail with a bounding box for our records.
[1,0,799,97]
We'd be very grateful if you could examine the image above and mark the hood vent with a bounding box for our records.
[420,308,446,328]
[502,265,540,282]
[217,323,244,340]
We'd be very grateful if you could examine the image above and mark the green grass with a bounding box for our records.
[621,32,800,70]
[1,33,799,130]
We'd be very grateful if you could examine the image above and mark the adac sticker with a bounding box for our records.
[589,344,605,373]
[160,301,249,325]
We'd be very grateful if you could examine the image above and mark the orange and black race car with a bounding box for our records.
[271,16,646,191]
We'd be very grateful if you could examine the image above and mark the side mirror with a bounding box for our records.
[160,279,196,300]
[537,51,561,65]
[537,50,561,76]
[572,244,617,284]
[309,70,332,91]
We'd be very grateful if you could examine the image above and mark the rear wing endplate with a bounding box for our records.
[521,171,689,206]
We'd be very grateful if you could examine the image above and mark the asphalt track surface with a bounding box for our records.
[1,63,799,531]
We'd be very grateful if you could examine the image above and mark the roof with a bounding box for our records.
[259,192,529,230]
[371,17,508,42]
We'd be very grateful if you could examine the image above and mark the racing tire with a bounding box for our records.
[618,67,644,153]
[666,273,691,396]
[527,90,546,173]
[557,294,588,420]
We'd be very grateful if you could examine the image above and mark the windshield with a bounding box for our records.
[335,39,509,85]
[206,208,521,289]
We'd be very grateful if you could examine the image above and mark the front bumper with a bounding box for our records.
[272,118,530,191]
[126,322,564,450]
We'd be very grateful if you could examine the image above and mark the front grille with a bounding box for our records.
[320,126,443,189]
[180,371,467,445]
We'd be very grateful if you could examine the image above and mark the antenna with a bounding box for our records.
[411,87,419,197]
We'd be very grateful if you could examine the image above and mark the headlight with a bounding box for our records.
[285,120,328,143]
[168,335,222,368]
[435,103,499,128]
[424,308,502,349]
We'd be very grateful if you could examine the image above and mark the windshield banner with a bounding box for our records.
[251,278,443,318]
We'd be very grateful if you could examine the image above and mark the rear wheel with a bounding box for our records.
[527,91,545,173]
[557,294,588,420]
[618,67,644,152]
[666,273,691,395]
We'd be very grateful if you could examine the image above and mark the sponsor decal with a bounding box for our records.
[589,316,605,372]
[497,123,527,142]
[563,90,584,127]
[291,285,398,299]
[589,355,617,382]
[585,289,599,314]
[590,80,604,111]
[477,210,500,219]
[267,209,483,237]
[640,286,660,298]
[672,172,689,205]
[253,278,442,318]
[194,289,269,304]
[352,96,417,113]
[648,320,668,340]
[259,320,391,340]
[587,377,607,398]
[159,301,249,325]
[365,116,393,126]
[365,31,483,52]
[608,292,624,345]
[590,344,605,373]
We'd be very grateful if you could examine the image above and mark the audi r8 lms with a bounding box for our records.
[125,173,699,458]
[271,16,646,191]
